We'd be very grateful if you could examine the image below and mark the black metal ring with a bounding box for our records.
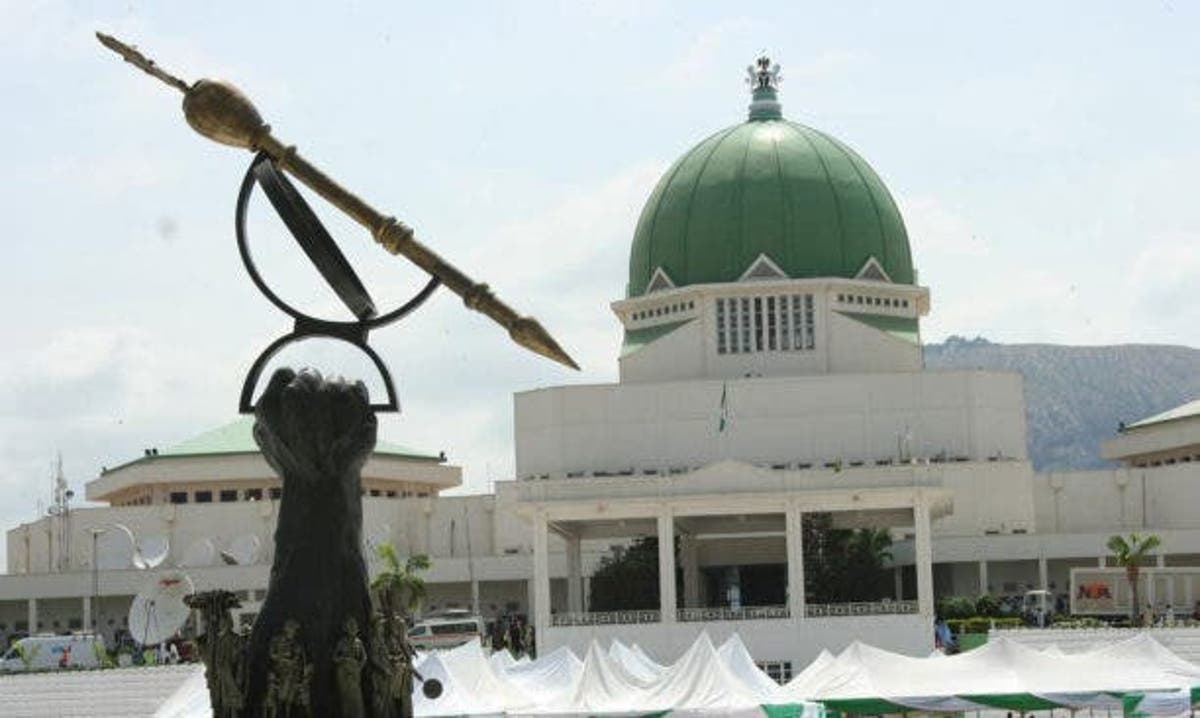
[251,157,378,321]
[237,331,402,414]
[234,152,441,413]
[235,152,440,330]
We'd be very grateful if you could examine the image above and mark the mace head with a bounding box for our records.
[183,79,270,150]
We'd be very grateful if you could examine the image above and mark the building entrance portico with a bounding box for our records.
[517,460,948,667]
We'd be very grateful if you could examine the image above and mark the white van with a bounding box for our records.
[407,610,485,650]
[0,634,106,672]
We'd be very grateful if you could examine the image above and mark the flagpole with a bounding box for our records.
[717,381,730,461]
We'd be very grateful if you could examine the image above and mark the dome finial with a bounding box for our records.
[746,54,783,120]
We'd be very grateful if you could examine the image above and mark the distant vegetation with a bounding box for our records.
[925,337,1200,470]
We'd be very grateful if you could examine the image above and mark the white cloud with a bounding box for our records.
[900,195,990,259]
[785,50,863,81]
[1126,235,1200,340]
[657,18,755,88]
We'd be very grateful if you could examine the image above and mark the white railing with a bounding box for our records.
[678,605,790,622]
[805,600,918,617]
[551,601,917,627]
[551,609,661,627]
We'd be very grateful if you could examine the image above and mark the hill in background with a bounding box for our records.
[923,337,1200,471]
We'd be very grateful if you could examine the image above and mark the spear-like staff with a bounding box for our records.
[96,32,579,371]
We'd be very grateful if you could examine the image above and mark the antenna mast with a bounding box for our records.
[48,453,73,571]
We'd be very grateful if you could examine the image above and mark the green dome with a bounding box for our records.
[627,107,914,296]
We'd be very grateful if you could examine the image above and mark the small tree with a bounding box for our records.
[589,537,662,611]
[1106,532,1162,626]
[371,543,430,620]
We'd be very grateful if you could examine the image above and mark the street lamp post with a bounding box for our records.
[89,528,106,635]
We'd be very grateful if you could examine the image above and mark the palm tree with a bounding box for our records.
[848,528,894,567]
[1106,532,1162,626]
[844,528,894,601]
[371,543,431,620]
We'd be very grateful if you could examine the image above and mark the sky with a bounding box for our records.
[1,1,1199,571]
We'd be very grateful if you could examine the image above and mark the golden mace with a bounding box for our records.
[96,32,579,371]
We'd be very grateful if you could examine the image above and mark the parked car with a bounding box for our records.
[407,610,486,650]
[0,633,106,672]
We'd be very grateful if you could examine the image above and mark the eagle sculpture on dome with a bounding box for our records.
[747,55,781,91]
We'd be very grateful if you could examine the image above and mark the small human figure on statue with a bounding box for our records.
[265,619,312,718]
[215,610,247,716]
[333,616,368,718]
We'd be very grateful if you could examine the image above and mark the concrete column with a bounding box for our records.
[566,534,583,614]
[27,598,37,634]
[526,578,536,618]
[657,510,676,623]
[680,533,701,609]
[914,499,934,617]
[82,596,92,634]
[1157,554,1166,568]
[978,560,989,595]
[532,511,551,638]
[786,506,806,620]
[583,576,592,613]
[1038,556,1049,590]
[894,566,904,601]
[1098,555,1106,567]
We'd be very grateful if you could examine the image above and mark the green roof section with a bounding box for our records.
[621,320,692,358]
[1126,398,1200,430]
[628,117,913,297]
[837,311,920,346]
[160,416,442,461]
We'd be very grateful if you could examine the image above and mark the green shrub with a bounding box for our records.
[936,595,976,620]
[1050,616,1105,629]
[975,594,1000,617]
[947,616,1022,633]
[14,643,40,669]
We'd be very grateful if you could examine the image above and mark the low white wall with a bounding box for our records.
[543,614,932,668]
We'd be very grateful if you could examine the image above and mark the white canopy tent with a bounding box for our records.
[776,633,1200,716]
[414,632,821,717]
[31,631,1200,716]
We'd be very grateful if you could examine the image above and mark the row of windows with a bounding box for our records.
[167,487,428,504]
[1134,454,1200,468]
[757,660,794,684]
[715,295,814,355]
[837,293,909,309]
[631,300,695,322]
[170,488,276,504]
[366,489,430,498]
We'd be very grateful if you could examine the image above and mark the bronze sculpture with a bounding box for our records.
[95,32,578,373]
[94,32,526,717]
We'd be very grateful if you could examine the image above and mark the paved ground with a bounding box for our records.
[0,664,202,717]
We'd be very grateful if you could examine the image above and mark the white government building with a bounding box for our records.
[4,60,1200,674]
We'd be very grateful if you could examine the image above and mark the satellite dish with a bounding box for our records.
[221,534,261,566]
[136,534,170,569]
[128,571,194,646]
[179,538,217,568]
[95,524,136,570]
